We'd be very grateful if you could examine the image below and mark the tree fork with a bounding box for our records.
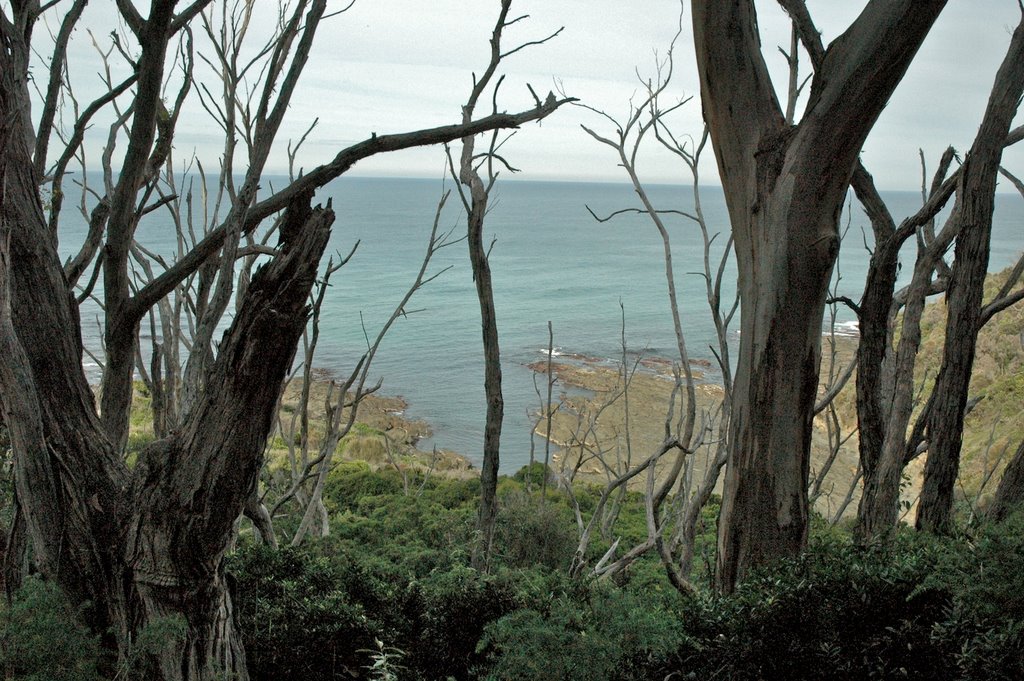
[693,0,946,592]
[125,196,333,679]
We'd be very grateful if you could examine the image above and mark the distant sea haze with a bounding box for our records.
[63,177,1024,472]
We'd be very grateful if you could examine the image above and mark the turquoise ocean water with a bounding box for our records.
[61,177,1023,472]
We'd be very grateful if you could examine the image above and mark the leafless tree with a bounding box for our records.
[0,0,569,677]
[567,30,734,593]
[447,0,569,571]
[285,191,461,547]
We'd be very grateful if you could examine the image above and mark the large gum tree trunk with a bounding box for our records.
[3,1,569,675]
[692,0,946,592]
[717,172,839,589]
[123,197,332,677]
[0,76,333,675]
[0,6,324,676]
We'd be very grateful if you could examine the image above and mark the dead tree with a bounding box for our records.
[0,1,568,677]
[448,0,567,571]
[692,0,946,592]
[572,31,733,592]
[284,192,461,547]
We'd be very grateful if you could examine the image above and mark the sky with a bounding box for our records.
[51,0,1024,191]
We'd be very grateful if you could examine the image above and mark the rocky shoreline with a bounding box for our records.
[274,372,476,478]
[522,342,873,520]
[290,331,933,521]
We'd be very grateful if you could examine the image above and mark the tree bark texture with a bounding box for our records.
[2,54,333,673]
[3,2,571,675]
[692,0,945,592]
[916,17,1024,533]
[988,439,1024,523]
[851,168,901,505]
[850,153,957,540]
[467,190,503,570]
[100,0,179,450]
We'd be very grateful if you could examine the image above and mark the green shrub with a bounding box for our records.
[230,545,378,681]
[323,465,405,512]
[231,466,1024,681]
[512,461,551,487]
[479,581,681,681]
[402,566,522,680]
[125,430,156,455]
[926,513,1024,621]
[925,511,1024,680]
[493,490,577,571]
[0,577,101,681]
[675,533,955,680]
[422,475,480,508]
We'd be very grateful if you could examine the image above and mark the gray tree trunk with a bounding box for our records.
[988,439,1024,523]
[692,0,945,592]
[467,191,503,571]
[2,2,569,675]
[917,20,1024,533]
[1,72,333,674]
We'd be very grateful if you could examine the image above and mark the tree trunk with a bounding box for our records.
[849,151,958,540]
[856,240,942,539]
[4,1,570,675]
[1,83,333,674]
[715,179,839,589]
[851,171,900,503]
[130,567,247,679]
[988,439,1024,523]
[915,19,1024,533]
[456,2,519,572]
[123,197,332,677]
[692,0,945,592]
[99,0,179,450]
[465,167,503,572]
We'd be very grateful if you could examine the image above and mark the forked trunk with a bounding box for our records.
[916,19,1024,533]
[0,114,332,676]
[692,0,946,591]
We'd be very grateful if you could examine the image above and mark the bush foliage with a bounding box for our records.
[5,466,1023,680]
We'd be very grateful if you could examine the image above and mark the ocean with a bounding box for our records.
[60,176,1023,473]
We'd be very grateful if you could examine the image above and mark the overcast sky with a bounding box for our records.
[57,0,1024,191]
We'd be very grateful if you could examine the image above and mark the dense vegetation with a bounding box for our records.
[2,1,1022,678]
[3,460,1022,680]
[1,243,1019,681]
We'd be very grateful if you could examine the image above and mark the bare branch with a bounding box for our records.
[134,99,573,315]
